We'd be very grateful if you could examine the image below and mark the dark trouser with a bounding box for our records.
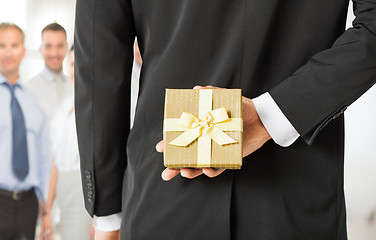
[0,188,38,240]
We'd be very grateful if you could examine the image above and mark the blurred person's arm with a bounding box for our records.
[39,163,58,240]
[94,230,120,240]
[36,113,52,239]
[37,114,52,203]
[45,163,58,215]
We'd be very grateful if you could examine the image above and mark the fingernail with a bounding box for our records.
[193,85,201,89]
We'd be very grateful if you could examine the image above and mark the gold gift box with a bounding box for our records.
[163,89,243,169]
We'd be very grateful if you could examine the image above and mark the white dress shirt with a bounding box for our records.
[253,93,300,146]
[0,74,52,201]
[50,97,80,172]
[26,66,73,122]
[130,60,141,128]
[93,92,300,232]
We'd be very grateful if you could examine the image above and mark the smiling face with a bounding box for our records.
[0,27,26,77]
[40,30,68,73]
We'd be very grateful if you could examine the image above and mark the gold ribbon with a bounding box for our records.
[169,107,238,146]
[163,89,242,167]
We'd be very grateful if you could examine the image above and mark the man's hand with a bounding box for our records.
[157,85,271,181]
[95,230,120,240]
[38,213,53,240]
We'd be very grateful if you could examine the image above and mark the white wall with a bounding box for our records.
[0,0,76,81]
[344,2,376,216]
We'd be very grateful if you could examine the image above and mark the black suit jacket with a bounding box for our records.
[74,0,376,239]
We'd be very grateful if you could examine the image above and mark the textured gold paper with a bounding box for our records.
[163,89,243,169]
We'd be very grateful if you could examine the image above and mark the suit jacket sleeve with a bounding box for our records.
[269,0,376,144]
[74,0,136,217]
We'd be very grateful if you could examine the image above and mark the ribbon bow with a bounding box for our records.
[169,107,237,146]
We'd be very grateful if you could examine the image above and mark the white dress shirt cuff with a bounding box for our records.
[253,92,300,147]
[93,212,122,232]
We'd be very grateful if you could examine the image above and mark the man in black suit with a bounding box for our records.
[74,0,376,239]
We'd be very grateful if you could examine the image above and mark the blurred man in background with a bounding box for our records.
[40,45,93,240]
[27,22,72,122]
[0,22,51,240]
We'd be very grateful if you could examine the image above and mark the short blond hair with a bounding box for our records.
[0,22,25,43]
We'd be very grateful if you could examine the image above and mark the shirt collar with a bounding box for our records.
[42,66,66,82]
[0,72,24,90]
[0,73,6,85]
